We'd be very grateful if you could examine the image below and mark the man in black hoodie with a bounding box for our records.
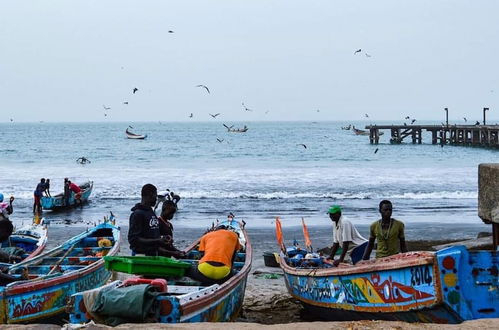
[128,184,169,256]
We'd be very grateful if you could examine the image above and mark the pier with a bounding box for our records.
[366,124,499,148]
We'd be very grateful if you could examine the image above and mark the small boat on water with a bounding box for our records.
[0,219,120,324]
[68,219,252,324]
[126,128,147,139]
[276,219,498,324]
[41,181,93,211]
[1,223,48,263]
[223,124,248,133]
[352,126,384,136]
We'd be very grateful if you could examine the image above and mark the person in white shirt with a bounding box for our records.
[327,205,368,265]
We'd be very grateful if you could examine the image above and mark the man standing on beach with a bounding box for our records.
[327,205,368,265]
[362,200,408,260]
[33,178,45,214]
[128,183,171,256]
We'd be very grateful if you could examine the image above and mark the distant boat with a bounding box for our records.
[352,126,383,136]
[126,128,147,139]
[223,124,248,133]
[41,181,93,211]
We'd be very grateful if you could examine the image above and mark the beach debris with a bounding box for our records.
[209,113,220,118]
[196,84,210,94]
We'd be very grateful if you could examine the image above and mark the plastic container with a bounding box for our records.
[104,256,191,277]
[263,251,280,267]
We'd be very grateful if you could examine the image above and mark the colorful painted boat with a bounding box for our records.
[3,223,48,262]
[68,219,252,324]
[279,246,498,323]
[0,220,120,324]
[41,181,93,211]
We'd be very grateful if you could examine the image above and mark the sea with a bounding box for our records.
[0,121,497,235]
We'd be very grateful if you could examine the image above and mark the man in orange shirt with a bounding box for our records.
[188,225,241,285]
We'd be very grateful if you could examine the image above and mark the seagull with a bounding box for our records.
[128,125,134,129]
[405,116,410,120]
[374,148,379,154]
[123,102,128,105]
[365,53,372,58]
[104,113,107,117]
[354,49,362,55]
[463,117,467,122]
[265,110,269,114]
[9,118,13,122]
[297,144,307,149]
[411,119,416,124]
[242,102,253,111]
[189,113,193,118]
[209,113,220,118]
[365,113,369,118]
[103,105,111,110]
[133,87,138,94]
[196,85,210,94]
[168,30,174,33]
[216,138,224,143]
[316,109,320,112]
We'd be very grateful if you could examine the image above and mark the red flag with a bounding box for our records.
[275,217,285,252]
[302,217,312,251]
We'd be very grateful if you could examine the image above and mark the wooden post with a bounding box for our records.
[483,107,489,125]
[431,130,437,144]
[375,129,380,144]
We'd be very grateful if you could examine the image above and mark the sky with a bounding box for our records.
[1,0,498,122]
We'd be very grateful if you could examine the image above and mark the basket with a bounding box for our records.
[104,256,191,277]
[263,251,280,267]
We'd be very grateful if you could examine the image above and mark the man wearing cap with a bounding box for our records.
[327,205,368,266]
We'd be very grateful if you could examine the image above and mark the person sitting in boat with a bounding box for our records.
[362,200,408,261]
[326,205,368,266]
[157,198,186,258]
[128,184,171,256]
[68,180,82,207]
[33,178,45,214]
[0,193,14,221]
[187,225,241,285]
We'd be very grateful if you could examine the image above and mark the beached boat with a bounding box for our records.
[126,128,147,139]
[41,181,93,211]
[3,223,48,262]
[278,245,498,323]
[68,219,252,324]
[0,220,120,324]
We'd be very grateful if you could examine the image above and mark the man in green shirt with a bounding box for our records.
[362,200,408,260]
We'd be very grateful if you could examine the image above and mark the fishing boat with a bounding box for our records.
[125,128,147,139]
[2,222,48,262]
[352,126,383,136]
[41,181,93,211]
[276,218,499,324]
[223,124,248,133]
[0,218,120,324]
[68,219,252,324]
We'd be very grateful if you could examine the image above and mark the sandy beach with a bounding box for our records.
[27,220,493,327]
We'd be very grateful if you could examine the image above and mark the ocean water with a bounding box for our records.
[0,121,496,230]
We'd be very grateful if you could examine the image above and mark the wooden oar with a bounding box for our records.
[46,243,77,276]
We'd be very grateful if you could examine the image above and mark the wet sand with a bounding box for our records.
[36,221,494,326]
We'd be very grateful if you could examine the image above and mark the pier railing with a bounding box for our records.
[365,125,499,148]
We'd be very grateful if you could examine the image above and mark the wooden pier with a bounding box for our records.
[366,125,499,148]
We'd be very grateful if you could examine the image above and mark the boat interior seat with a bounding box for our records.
[33,256,101,265]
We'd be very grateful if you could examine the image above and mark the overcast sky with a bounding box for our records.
[1,0,498,122]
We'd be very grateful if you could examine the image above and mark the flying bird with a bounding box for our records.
[103,105,111,110]
[196,85,210,94]
[316,109,320,112]
[123,102,129,105]
[297,144,307,149]
[216,138,224,143]
[9,118,13,122]
[265,110,269,114]
[104,113,107,117]
[411,119,416,124]
[354,49,362,55]
[128,125,134,129]
[405,116,410,120]
[374,148,379,154]
[365,113,369,118]
[365,53,372,58]
[189,113,193,118]
[132,88,138,94]
[168,30,174,33]
[463,117,467,122]
[209,113,220,118]
[242,102,253,111]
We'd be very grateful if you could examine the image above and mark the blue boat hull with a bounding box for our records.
[41,181,93,211]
